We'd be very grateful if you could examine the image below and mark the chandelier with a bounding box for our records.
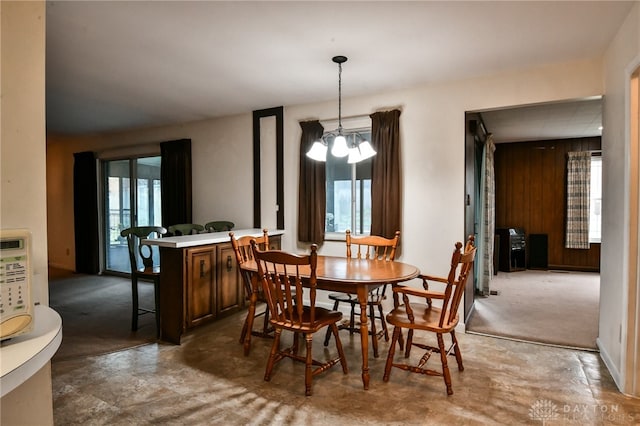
[306,56,376,163]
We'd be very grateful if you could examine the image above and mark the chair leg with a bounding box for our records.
[131,277,139,331]
[349,301,356,334]
[369,303,379,358]
[378,304,389,341]
[383,326,401,382]
[332,324,348,374]
[264,328,282,382]
[292,331,300,356]
[397,328,405,351]
[405,329,414,358]
[239,314,249,344]
[241,312,255,356]
[324,300,340,347]
[153,278,160,338]
[241,293,258,355]
[262,305,271,335]
[305,333,314,396]
[451,330,464,371]
[437,333,454,395]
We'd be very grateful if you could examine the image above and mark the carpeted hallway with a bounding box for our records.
[466,270,599,350]
[47,269,639,425]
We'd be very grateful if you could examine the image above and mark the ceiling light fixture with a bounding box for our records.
[306,56,376,163]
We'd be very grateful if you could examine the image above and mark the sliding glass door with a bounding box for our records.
[104,156,161,273]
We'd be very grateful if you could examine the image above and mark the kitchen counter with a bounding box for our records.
[1,305,62,397]
[145,228,284,248]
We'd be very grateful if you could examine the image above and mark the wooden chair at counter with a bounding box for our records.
[168,223,204,236]
[205,221,235,232]
[251,241,348,396]
[230,229,272,356]
[120,226,167,336]
[383,236,476,395]
[323,230,400,358]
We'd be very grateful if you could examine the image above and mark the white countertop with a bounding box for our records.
[0,305,62,397]
[144,228,284,248]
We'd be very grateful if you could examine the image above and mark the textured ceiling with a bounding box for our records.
[45,1,632,137]
[480,98,603,143]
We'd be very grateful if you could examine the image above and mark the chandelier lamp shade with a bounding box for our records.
[306,56,376,163]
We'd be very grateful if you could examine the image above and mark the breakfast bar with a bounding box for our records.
[145,229,283,344]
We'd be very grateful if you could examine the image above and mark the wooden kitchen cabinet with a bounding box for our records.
[153,229,284,344]
[185,246,216,328]
[216,243,242,315]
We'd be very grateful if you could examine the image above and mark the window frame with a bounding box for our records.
[323,126,373,240]
[589,154,602,244]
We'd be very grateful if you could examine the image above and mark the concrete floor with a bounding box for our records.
[52,308,640,425]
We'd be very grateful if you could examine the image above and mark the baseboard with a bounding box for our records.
[467,330,598,352]
[597,337,624,393]
[548,264,600,273]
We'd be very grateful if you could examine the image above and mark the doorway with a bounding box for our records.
[103,156,162,273]
[464,98,602,349]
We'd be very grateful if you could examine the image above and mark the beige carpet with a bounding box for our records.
[49,268,157,361]
[466,269,599,350]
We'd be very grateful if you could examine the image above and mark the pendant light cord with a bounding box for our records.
[338,61,342,135]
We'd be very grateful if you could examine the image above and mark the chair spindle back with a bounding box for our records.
[121,226,167,272]
[230,229,269,296]
[346,230,400,261]
[251,242,318,327]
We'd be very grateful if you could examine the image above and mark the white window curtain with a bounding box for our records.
[477,134,496,296]
[565,151,591,249]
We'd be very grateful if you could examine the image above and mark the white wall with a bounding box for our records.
[47,113,255,269]
[2,1,48,304]
[38,1,640,399]
[285,58,603,274]
[601,2,640,396]
[1,2,55,424]
[47,58,604,275]
[46,58,605,332]
[49,26,640,394]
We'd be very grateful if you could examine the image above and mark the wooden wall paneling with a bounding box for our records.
[545,141,558,267]
[495,146,504,227]
[515,143,528,229]
[550,140,565,267]
[529,145,543,234]
[509,144,520,228]
[494,137,601,272]
[520,143,531,233]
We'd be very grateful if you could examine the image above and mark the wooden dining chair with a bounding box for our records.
[205,221,235,232]
[168,223,204,236]
[230,229,272,356]
[251,241,348,396]
[383,236,476,395]
[120,226,167,336]
[323,230,400,358]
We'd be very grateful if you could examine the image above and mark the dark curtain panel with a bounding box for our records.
[298,121,325,244]
[73,151,100,274]
[370,109,402,239]
[161,139,192,228]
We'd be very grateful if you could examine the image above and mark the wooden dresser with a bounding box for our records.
[145,229,283,344]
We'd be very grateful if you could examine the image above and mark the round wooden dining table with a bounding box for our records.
[242,255,420,390]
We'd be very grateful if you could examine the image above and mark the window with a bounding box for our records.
[325,129,372,236]
[589,155,602,243]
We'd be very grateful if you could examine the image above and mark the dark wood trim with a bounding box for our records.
[252,106,284,229]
